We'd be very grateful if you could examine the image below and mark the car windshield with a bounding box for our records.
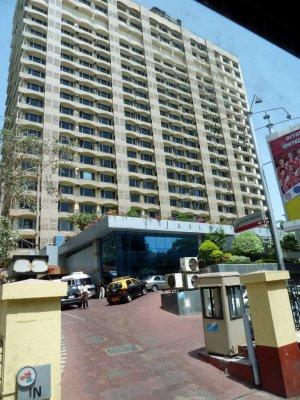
[108,283,122,291]
[75,278,93,286]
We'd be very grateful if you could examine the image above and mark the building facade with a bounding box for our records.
[5,0,265,251]
[57,216,272,284]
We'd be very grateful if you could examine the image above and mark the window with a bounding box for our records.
[59,167,74,178]
[101,190,115,199]
[60,106,73,115]
[60,121,74,130]
[80,204,96,213]
[80,171,95,181]
[60,92,73,100]
[58,202,73,212]
[100,174,114,183]
[80,140,94,150]
[27,82,44,92]
[27,68,45,78]
[129,178,140,187]
[201,287,223,319]
[80,187,95,197]
[131,193,140,202]
[59,185,73,194]
[141,153,152,162]
[227,286,243,319]
[18,218,36,229]
[80,111,93,120]
[58,220,73,231]
[25,113,42,123]
[79,125,94,135]
[127,151,137,158]
[99,144,113,153]
[99,130,113,139]
[101,159,114,168]
[80,155,94,165]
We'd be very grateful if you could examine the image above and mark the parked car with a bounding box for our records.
[106,276,147,305]
[61,285,82,308]
[144,275,166,292]
[61,272,96,298]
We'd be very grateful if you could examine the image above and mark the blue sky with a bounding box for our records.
[1,0,300,222]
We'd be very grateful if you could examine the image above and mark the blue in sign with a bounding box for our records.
[206,323,220,332]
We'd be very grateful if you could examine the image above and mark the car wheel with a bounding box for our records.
[152,285,158,292]
[141,288,147,296]
[126,294,132,303]
[77,303,82,308]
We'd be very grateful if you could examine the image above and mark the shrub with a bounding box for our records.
[226,255,251,264]
[223,252,232,262]
[231,231,264,260]
[210,249,224,264]
[199,240,223,265]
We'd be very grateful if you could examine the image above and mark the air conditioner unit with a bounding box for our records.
[184,273,202,290]
[165,273,184,290]
[180,257,199,272]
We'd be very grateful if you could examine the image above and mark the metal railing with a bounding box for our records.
[288,284,300,331]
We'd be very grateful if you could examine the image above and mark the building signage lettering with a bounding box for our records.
[17,365,51,400]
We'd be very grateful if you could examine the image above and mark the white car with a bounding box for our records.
[143,275,167,292]
[61,272,96,298]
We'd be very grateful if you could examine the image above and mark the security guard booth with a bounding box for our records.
[199,272,246,356]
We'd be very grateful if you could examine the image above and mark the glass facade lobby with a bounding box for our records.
[101,232,199,282]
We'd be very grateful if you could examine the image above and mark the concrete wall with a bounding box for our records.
[201,263,278,275]
[65,240,100,284]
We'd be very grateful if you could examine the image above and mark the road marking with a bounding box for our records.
[105,343,142,356]
[62,321,77,325]
[62,312,86,321]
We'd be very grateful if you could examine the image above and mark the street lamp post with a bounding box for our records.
[246,95,286,270]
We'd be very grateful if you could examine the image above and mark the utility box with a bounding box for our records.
[199,272,246,356]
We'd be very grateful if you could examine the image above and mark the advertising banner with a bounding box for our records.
[267,127,300,222]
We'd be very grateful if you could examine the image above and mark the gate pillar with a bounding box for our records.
[241,271,300,398]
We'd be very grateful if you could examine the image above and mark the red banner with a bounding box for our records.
[267,128,300,222]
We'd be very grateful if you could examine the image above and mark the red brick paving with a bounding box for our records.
[62,293,279,400]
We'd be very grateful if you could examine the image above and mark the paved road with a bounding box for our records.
[62,292,278,400]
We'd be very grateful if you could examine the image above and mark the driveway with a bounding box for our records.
[62,292,278,400]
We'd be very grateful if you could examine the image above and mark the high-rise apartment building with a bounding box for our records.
[5,0,265,251]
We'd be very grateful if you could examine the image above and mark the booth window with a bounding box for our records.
[201,287,223,319]
[227,286,243,319]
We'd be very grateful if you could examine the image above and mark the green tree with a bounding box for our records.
[205,226,226,250]
[280,234,299,252]
[126,208,141,217]
[176,213,191,222]
[70,213,99,231]
[0,123,76,218]
[0,216,19,266]
[231,231,264,260]
[198,240,224,266]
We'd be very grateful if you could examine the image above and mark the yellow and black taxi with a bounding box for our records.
[106,276,147,305]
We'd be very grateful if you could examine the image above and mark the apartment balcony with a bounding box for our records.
[21,47,46,63]
[64,0,94,16]
[126,143,155,155]
[23,18,47,32]
[17,117,43,129]
[10,208,36,218]
[17,101,44,114]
